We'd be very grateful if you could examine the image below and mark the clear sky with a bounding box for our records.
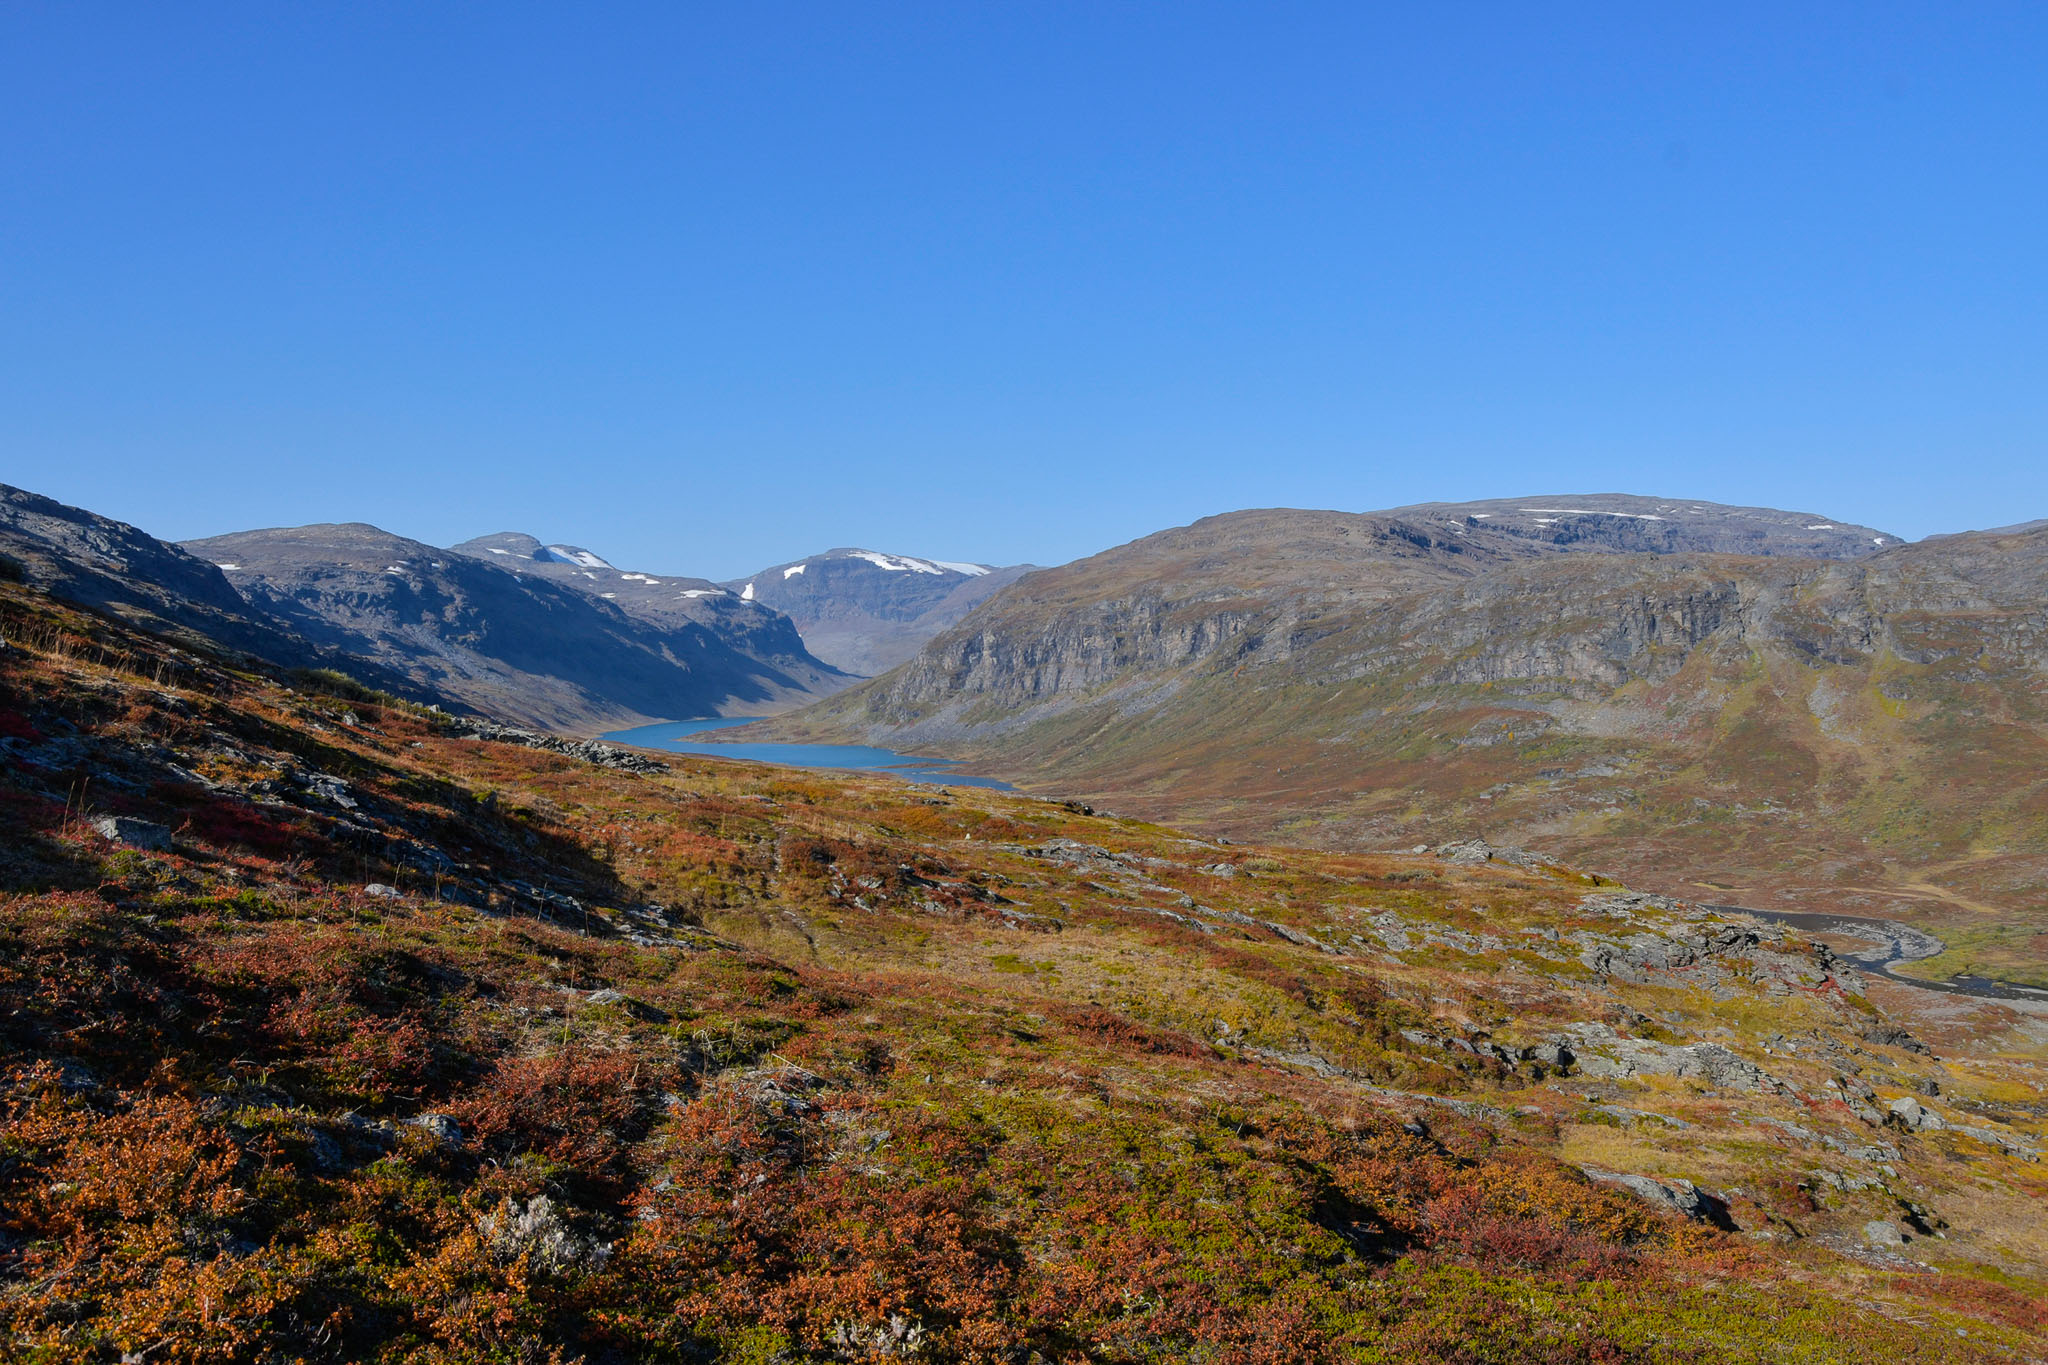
[3,4,2043,578]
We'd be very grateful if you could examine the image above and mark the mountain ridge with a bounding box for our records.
[184,521,847,731]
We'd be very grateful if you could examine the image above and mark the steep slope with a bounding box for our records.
[755,504,2048,980]
[725,547,1037,675]
[3,571,2046,1362]
[0,483,327,671]
[449,530,851,695]
[183,523,843,731]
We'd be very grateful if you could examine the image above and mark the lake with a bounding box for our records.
[600,717,1014,790]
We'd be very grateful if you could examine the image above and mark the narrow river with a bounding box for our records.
[1717,905,2048,1002]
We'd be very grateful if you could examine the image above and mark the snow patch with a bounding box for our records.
[1520,508,1665,520]
[214,563,242,571]
[620,572,660,584]
[1806,524,1835,530]
[485,547,511,555]
[540,545,613,569]
[783,563,807,578]
[1470,514,1491,519]
[845,550,943,574]
[678,589,722,598]
[1872,537,1887,545]
[931,560,991,576]
[741,582,755,601]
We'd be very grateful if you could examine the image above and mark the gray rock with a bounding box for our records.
[408,1113,464,1146]
[89,815,172,851]
[363,883,402,900]
[1434,838,1541,868]
[1862,1022,1931,1055]
[1885,1096,1945,1132]
[1584,1167,1720,1221]
[1862,1219,1905,1247]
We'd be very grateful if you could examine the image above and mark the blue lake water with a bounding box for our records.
[601,717,1014,790]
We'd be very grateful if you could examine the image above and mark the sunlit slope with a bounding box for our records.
[762,519,2048,979]
[2,573,2046,1360]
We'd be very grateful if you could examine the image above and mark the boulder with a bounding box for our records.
[89,815,172,851]
[1885,1097,1945,1132]
[1584,1167,1732,1226]
[1434,838,1540,868]
[408,1113,464,1146]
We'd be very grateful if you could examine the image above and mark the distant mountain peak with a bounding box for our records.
[453,531,615,571]
[725,548,1034,676]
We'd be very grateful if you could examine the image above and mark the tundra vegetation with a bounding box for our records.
[1,578,2045,1363]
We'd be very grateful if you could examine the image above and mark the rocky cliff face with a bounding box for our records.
[840,510,1547,718]
[185,524,846,731]
[724,548,1035,676]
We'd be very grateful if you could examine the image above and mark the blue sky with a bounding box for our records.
[2,3,2043,577]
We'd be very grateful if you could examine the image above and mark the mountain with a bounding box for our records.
[723,547,1037,676]
[0,483,329,671]
[747,499,2048,986]
[447,530,851,690]
[184,523,848,731]
[3,566,2044,1360]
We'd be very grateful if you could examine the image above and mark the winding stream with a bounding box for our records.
[1718,905,2048,1002]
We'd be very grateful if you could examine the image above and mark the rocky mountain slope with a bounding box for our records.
[185,523,847,731]
[449,529,853,691]
[0,484,332,673]
[726,547,1036,676]
[3,570,2045,1361]
[749,500,2048,986]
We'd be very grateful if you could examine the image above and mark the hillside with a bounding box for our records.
[186,523,846,731]
[749,503,2048,987]
[0,484,335,675]
[3,571,2047,1361]
[726,548,1037,676]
